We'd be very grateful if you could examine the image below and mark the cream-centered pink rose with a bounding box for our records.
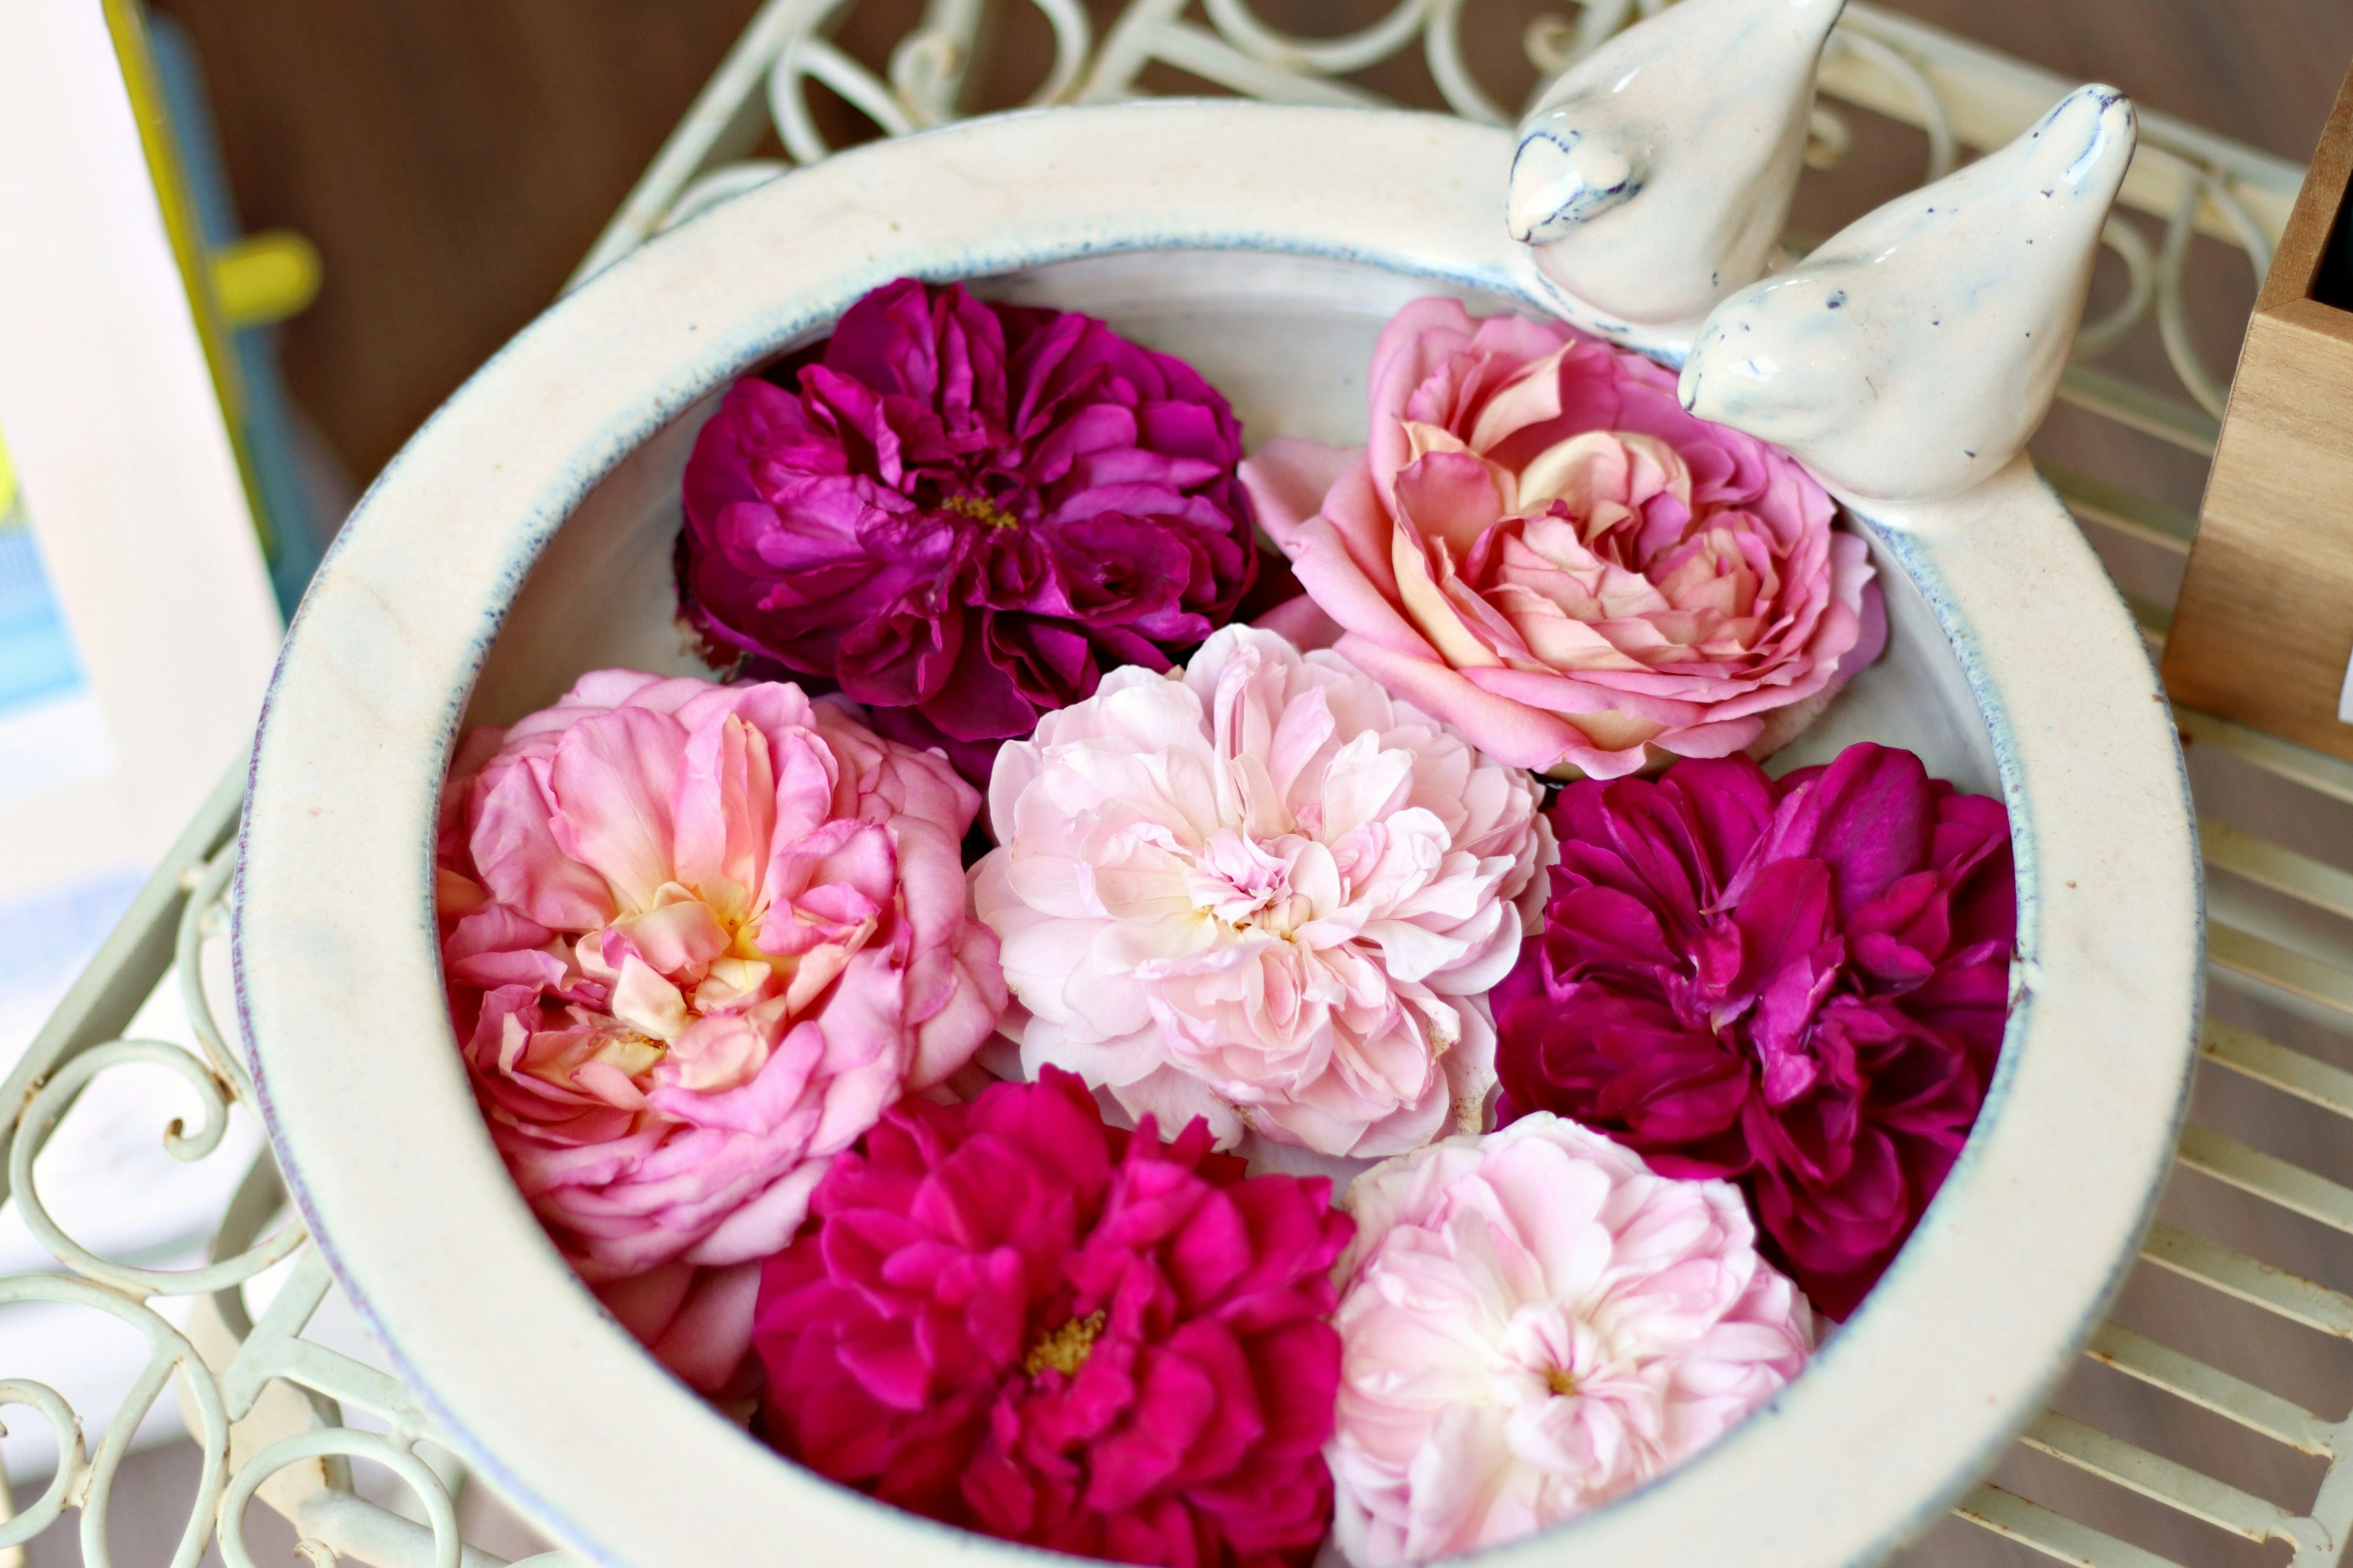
[969,626,1553,1159]
[437,670,1005,1388]
[1328,1115,1814,1566]
[1243,298,1883,780]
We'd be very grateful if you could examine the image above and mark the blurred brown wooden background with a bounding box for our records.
[152,0,2353,493]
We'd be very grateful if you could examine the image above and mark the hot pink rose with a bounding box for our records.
[1328,1114,1813,1566]
[753,1067,1351,1568]
[437,670,1006,1388]
[1242,298,1882,779]
[970,626,1552,1160]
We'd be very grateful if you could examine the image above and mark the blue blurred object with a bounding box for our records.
[149,13,330,616]
[0,865,144,1009]
[0,523,85,712]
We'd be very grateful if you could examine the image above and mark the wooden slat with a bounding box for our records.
[2046,464,2197,557]
[2208,922,2353,1021]
[2177,708,2353,808]
[2202,820,2353,923]
[2086,1322,2334,1455]
[2056,364,2220,456]
[1954,1485,2188,1568]
[2140,1225,2353,1339]
[2177,1126,2353,1235]
[2201,1020,2353,1121]
[2020,1412,2300,1542]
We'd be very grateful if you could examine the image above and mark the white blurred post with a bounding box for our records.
[0,0,281,903]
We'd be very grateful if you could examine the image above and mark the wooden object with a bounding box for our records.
[150,0,765,481]
[2162,61,2353,757]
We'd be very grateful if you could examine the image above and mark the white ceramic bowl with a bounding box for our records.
[235,102,2201,1568]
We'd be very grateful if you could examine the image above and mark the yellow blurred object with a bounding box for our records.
[98,0,270,554]
[211,231,322,330]
[0,427,15,520]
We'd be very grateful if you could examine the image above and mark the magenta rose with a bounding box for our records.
[752,1067,1351,1568]
[436,670,1006,1388]
[1491,743,2014,1317]
[1241,298,1882,779]
[680,278,1258,782]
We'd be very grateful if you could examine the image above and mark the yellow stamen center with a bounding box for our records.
[1546,1368,1578,1398]
[1023,1310,1107,1378]
[942,492,1020,529]
[584,1029,665,1081]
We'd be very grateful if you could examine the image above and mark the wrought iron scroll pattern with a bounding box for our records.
[580,0,2305,449]
[0,774,501,1568]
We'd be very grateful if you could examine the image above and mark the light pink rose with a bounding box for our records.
[438,670,1006,1387]
[1243,297,1883,780]
[969,626,1553,1159]
[1327,1114,1814,1566]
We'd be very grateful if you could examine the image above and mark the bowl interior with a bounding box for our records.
[466,249,1996,809]
[457,246,2004,1392]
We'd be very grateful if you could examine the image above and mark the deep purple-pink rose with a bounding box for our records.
[1492,743,2014,1317]
[680,278,1258,782]
[752,1068,1351,1568]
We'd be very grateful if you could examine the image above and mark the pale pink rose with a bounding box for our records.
[438,670,1006,1387]
[969,625,1553,1159]
[1327,1114,1814,1566]
[1243,297,1884,780]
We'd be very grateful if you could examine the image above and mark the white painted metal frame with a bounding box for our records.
[0,4,2340,1567]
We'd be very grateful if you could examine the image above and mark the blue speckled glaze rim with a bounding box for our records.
[1808,506,2205,1563]
[232,100,2203,1568]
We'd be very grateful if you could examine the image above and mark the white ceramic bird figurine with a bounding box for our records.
[1678,83,2138,503]
[1508,0,1846,336]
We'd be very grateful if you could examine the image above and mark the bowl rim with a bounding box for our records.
[233,98,2202,1568]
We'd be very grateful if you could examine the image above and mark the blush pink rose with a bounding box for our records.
[1328,1114,1814,1566]
[970,626,1553,1160]
[437,670,1006,1388]
[1242,298,1883,780]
